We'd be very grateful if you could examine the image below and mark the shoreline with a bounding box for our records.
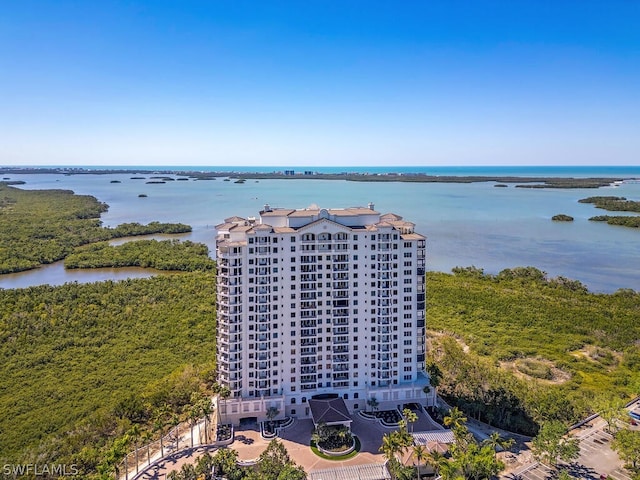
[1,166,636,188]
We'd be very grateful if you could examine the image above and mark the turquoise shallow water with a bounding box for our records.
[2,168,640,292]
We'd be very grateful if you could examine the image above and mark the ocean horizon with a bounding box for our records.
[5,164,640,178]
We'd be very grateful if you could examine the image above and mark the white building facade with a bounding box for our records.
[215,204,434,424]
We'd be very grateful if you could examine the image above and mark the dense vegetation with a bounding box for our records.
[427,267,640,434]
[65,240,215,271]
[0,273,217,475]
[579,196,640,213]
[551,214,574,222]
[380,408,507,480]
[165,440,307,480]
[0,183,190,273]
[590,215,640,228]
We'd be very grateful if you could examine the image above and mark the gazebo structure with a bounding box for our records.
[308,397,352,430]
[411,429,455,450]
[309,463,391,480]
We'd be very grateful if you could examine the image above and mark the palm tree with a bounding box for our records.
[425,449,447,478]
[128,425,141,474]
[265,406,280,433]
[412,444,428,480]
[199,396,213,443]
[141,431,153,467]
[367,396,379,413]
[443,407,467,431]
[380,431,402,462]
[218,386,231,423]
[170,413,180,451]
[403,408,418,433]
[482,431,514,459]
[187,403,199,447]
[152,406,170,457]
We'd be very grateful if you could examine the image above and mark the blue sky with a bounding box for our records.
[1,1,638,166]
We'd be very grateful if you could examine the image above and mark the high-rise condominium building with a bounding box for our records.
[215,204,433,424]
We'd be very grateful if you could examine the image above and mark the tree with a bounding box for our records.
[266,406,280,432]
[444,407,467,431]
[531,421,580,467]
[367,396,379,413]
[482,431,514,459]
[425,361,443,389]
[412,444,428,480]
[276,464,307,480]
[127,425,141,474]
[425,450,447,477]
[611,428,640,472]
[153,405,171,457]
[254,439,297,480]
[141,430,153,467]
[217,385,231,423]
[197,396,213,444]
[380,431,402,463]
[211,448,243,480]
[595,395,626,433]
[403,408,418,433]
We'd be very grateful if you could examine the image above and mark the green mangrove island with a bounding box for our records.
[551,214,574,222]
[0,183,191,273]
[579,196,640,229]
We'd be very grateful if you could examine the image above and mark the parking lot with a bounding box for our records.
[506,424,633,480]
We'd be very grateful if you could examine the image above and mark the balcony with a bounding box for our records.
[301,329,316,337]
[301,366,317,374]
[332,354,348,362]
[301,356,317,365]
[332,318,348,326]
[333,336,349,344]
[332,372,349,381]
[301,338,317,346]
[301,375,316,384]
[301,384,316,391]
[332,327,348,335]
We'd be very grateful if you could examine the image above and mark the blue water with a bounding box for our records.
[2,166,640,293]
[32,164,640,178]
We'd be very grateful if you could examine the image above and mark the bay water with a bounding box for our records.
[2,167,640,293]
